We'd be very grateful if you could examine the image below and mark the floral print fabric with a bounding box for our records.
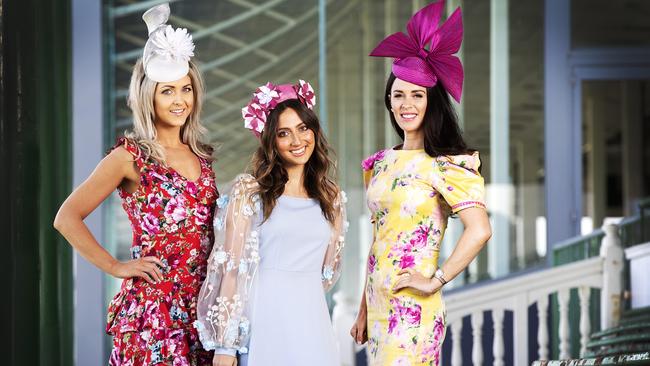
[362,148,485,366]
[106,137,218,366]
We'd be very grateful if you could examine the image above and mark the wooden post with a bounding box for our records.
[451,320,463,366]
[537,295,549,359]
[578,286,591,357]
[600,224,624,329]
[493,309,505,366]
[558,288,571,359]
[471,311,484,365]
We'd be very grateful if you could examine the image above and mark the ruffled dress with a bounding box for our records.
[106,138,218,366]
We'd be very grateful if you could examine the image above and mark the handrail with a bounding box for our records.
[445,256,603,323]
[553,197,650,266]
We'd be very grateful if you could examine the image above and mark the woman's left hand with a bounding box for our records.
[392,268,441,295]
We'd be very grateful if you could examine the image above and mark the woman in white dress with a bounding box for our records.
[194,81,347,366]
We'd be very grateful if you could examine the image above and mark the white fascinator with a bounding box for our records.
[141,3,195,82]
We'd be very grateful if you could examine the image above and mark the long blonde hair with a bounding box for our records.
[125,59,212,164]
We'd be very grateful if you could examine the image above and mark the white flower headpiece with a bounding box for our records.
[142,3,195,82]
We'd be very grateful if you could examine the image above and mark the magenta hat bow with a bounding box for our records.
[369,0,464,103]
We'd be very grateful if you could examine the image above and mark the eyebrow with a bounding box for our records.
[160,83,192,89]
[277,122,307,131]
[392,89,426,93]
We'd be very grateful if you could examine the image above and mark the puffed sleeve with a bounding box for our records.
[194,174,261,354]
[361,149,388,189]
[321,190,349,291]
[433,151,486,214]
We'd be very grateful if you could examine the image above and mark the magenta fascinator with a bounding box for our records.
[369,0,464,103]
[242,80,316,137]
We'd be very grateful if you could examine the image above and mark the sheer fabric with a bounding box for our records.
[194,174,347,354]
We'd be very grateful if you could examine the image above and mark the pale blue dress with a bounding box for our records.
[194,174,347,366]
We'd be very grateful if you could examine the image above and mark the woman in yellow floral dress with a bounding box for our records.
[350,2,492,365]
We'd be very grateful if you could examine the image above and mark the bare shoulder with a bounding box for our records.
[102,145,139,180]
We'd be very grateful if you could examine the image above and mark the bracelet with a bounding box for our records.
[434,268,448,285]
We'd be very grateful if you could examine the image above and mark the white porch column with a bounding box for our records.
[621,81,643,216]
[584,94,606,229]
[72,0,105,364]
[488,0,512,278]
[544,0,578,252]
[447,0,464,129]
[362,0,376,157]
[384,0,397,148]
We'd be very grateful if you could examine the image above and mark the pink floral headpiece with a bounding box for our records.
[242,80,316,137]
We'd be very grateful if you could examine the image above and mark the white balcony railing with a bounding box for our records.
[333,224,624,366]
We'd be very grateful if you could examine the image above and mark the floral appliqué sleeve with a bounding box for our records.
[321,190,349,291]
[194,174,261,354]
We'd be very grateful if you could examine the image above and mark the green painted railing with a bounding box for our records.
[553,198,650,266]
[548,198,650,359]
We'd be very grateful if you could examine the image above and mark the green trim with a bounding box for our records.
[532,352,650,366]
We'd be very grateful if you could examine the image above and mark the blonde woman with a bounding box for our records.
[54,5,216,365]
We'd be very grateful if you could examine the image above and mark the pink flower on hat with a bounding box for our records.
[242,80,317,137]
[254,83,281,108]
[242,102,267,137]
[295,79,316,109]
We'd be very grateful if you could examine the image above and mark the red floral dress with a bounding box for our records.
[106,138,218,366]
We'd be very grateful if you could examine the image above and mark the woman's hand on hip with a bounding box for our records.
[392,268,441,295]
[213,354,237,366]
[109,256,165,284]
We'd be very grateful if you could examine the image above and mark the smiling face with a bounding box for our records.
[274,107,315,168]
[153,74,194,128]
[389,77,428,134]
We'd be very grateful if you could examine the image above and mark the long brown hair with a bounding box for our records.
[250,99,339,223]
[384,72,472,157]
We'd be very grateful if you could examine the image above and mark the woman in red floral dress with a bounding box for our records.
[54,4,216,365]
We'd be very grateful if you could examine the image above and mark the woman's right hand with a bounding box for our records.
[213,354,237,366]
[109,256,165,284]
[350,308,368,345]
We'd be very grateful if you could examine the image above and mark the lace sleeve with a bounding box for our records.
[321,190,348,291]
[194,174,261,354]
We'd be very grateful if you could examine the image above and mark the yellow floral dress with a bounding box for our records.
[362,148,486,366]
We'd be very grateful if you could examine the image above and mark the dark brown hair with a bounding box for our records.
[385,72,473,157]
[251,99,339,223]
